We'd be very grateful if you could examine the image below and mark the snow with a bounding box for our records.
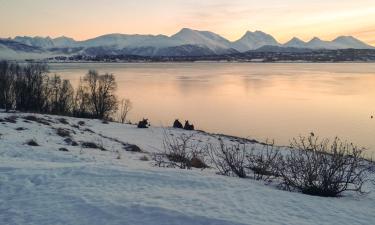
[0,112,374,225]
[284,37,307,48]
[233,31,280,51]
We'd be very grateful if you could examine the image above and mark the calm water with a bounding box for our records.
[50,63,375,154]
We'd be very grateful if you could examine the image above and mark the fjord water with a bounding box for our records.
[50,63,375,154]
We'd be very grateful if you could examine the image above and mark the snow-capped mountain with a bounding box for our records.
[53,36,77,47]
[13,36,78,48]
[331,36,374,49]
[14,36,55,48]
[305,37,335,49]
[78,33,172,49]
[1,28,374,59]
[284,37,307,48]
[77,28,235,55]
[283,36,374,50]
[170,28,232,52]
[233,31,280,51]
[0,38,53,60]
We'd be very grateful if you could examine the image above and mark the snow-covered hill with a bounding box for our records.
[0,112,374,225]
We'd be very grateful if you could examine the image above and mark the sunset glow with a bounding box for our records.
[1,0,374,44]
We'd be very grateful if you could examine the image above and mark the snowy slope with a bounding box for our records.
[283,36,375,50]
[233,31,280,51]
[53,36,77,47]
[14,36,55,48]
[0,112,374,225]
[284,37,307,48]
[171,28,232,52]
[332,36,375,49]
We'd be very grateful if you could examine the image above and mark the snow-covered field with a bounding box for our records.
[0,112,374,225]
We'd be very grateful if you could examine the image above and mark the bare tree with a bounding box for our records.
[247,142,282,181]
[278,134,370,197]
[83,70,118,119]
[73,78,91,118]
[118,98,132,123]
[14,63,49,112]
[58,79,74,114]
[0,61,18,111]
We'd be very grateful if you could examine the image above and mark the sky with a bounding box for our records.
[0,0,374,45]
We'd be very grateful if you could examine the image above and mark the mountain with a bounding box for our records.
[0,39,43,52]
[283,36,374,50]
[332,36,374,49]
[13,36,78,48]
[170,28,232,52]
[78,33,172,49]
[305,37,336,49]
[252,45,313,53]
[1,29,374,60]
[82,44,226,57]
[233,31,280,51]
[0,39,50,60]
[53,36,77,47]
[14,36,55,48]
[284,37,307,48]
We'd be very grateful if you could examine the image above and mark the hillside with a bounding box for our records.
[0,112,374,225]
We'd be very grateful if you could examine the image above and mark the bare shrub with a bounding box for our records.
[278,134,370,197]
[247,142,282,181]
[118,98,132,123]
[155,132,206,169]
[207,139,247,178]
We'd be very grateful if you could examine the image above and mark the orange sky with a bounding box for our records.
[1,0,374,45]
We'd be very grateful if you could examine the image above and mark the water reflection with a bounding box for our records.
[50,63,375,154]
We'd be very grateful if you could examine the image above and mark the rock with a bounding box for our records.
[184,120,194,130]
[137,118,149,128]
[59,147,69,152]
[173,119,183,128]
[124,144,142,152]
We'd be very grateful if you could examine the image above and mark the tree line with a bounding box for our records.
[0,61,130,121]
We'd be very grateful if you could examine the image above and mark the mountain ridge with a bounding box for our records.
[1,28,374,59]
